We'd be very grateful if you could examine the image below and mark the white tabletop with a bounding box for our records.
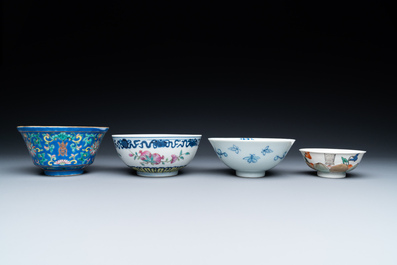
[1,154,396,265]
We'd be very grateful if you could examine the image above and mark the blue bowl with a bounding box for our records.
[17,126,109,176]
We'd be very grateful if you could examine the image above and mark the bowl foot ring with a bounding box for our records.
[317,171,346,179]
[136,170,179,177]
[235,171,266,178]
[43,169,84,176]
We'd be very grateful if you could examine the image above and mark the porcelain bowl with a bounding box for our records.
[112,134,202,177]
[17,126,109,176]
[208,138,295,178]
[299,148,366,178]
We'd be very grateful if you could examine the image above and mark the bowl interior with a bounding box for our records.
[299,148,366,154]
[18,126,109,132]
[209,137,295,143]
[112,134,201,138]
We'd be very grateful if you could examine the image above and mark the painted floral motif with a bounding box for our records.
[228,145,241,154]
[243,154,260,163]
[21,132,105,167]
[261,146,273,156]
[304,152,314,168]
[54,159,72,165]
[128,150,190,166]
[90,140,100,155]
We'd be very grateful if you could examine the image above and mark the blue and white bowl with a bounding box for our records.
[208,138,295,178]
[112,134,202,177]
[17,126,109,176]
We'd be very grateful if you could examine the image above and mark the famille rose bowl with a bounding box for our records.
[299,148,366,178]
[208,138,295,178]
[112,134,202,177]
[17,126,109,176]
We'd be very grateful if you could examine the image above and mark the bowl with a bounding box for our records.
[17,126,109,176]
[112,134,202,177]
[208,138,295,178]
[299,148,366,178]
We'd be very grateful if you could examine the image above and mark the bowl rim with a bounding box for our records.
[208,137,295,142]
[299,148,366,154]
[112,134,202,138]
[17,125,109,129]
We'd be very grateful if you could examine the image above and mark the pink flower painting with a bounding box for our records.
[130,150,190,166]
[171,154,178,164]
[152,153,165,165]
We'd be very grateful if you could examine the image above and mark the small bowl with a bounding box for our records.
[17,126,109,176]
[112,134,202,177]
[208,138,295,178]
[299,148,366,178]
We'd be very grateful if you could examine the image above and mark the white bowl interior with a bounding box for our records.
[299,148,366,154]
[18,126,109,129]
[112,134,202,138]
[209,137,295,143]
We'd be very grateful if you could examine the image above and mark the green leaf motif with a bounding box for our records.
[56,132,70,141]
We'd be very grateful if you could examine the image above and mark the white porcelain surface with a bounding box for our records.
[112,134,201,177]
[299,148,366,178]
[208,138,295,178]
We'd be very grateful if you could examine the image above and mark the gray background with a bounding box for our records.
[1,1,397,264]
[1,156,397,265]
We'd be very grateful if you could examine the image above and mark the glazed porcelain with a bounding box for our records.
[17,126,109,176]
[112,134,201,177]
[208,138,295,178]
[299,148,366,178]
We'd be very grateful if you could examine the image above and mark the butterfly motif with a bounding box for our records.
[228,144,241,154]
[243,154,260,163]
[261,146,273,156]
[216,149,228,158]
